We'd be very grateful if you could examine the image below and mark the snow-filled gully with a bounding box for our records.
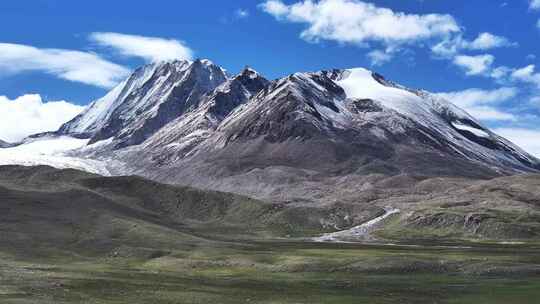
[314,207,400,242]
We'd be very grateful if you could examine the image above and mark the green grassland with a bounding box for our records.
[2,241,540,304]
[1,165,540,303]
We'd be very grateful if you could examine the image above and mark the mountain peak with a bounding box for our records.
[58,58,228,148]
[201,66,269,120]
[231,66,268,92]
[197,58,215,66]
[239,65,259,77]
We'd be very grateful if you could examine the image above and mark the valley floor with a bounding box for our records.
[2,165,540,303]
[2,241,540,304]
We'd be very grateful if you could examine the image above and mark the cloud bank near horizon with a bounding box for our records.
[0,94,84,143]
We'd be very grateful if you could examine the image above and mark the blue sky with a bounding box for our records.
[0,0,539,155]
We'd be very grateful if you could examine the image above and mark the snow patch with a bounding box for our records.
[452,122,490,138]
[336,68,439,125]
[314,207,400,242]
[0,136,110,175]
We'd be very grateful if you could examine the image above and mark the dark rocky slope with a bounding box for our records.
[0,139,12,148]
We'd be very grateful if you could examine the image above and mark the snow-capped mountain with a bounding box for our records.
[3,59,539,203]
[331,68,538,171]
[140,66,270,162]
[172,67,538,176]
[59,59,228,148]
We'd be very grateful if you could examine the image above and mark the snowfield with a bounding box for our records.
[0,136,110,175]
[336,68,470,129]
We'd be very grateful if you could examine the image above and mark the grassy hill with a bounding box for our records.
[1,165,540,303]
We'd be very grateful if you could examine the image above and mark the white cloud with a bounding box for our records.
[494,128,540,158]
[512,65,536,80]
[464,32,513,50]
[436,87,518,108]
[259,0,517,68]
[432,33,513,58]
[447,61,540,90]
[259,0,460,45]
[0,94,84,142]
[490,66,511,79]
[453,54,495,76]
[90,32,193,62]
[464,107,517,121]
[511,64,540,87]
[236,9,250,18]
[436,87,518,121]
[431,32,518,58]
[259,1,517,69]
[531,0,540,10]
[367,49,393,66]
[0,43,129,88]
[261,0,289,16]
[431,38,461,58]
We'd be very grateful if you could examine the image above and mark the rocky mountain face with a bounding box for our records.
[59,59,228,148]
[140,66,270,159]
[32,59,540,205]
[0,139,11,148]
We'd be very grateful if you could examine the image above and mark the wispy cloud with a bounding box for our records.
[452,54,495,76]
[436,87,518,121]
[0,43,130,88]
[530,0,540,10]
[437,87,518,108]
[510,65,540,88]
[463,32,514,50]
[432,32,515,58]
[464,107,517,121]
[494,128,540,158]
[261,0,289,16]
[445,57,540,91]
[90,32,194,62]
[236,9,250,19]
[436,87,540,159]
[367,49,393,66]
[0,94,84,142]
